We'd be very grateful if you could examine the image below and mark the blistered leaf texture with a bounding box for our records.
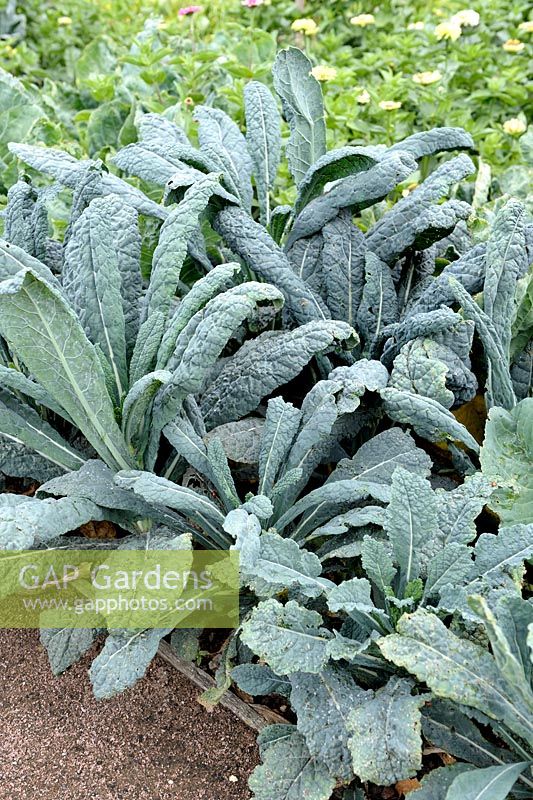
[241,599,329,675]
[331,428,432,485]
[249,726,335,800]
[287,153,416,246]
[237,527,333,599]
[259,397,302,496]
[484,200,527,360]
[9,143,165,219]
[214,206,329,324]
[129,312,166,386]
[357,252,399,351]
[366,155,475,264]
[39,460,183,536]
[390,339,455,408]
[286,232,325,299]
[347,677,424,785]
[381,387,480,453]
[195,105,253,209]
[244,81,282,225]
[290,666,370,782]
[41,628,97,676]
[63,195,129,399]
[276,478,391,534]
[0,494,104,550]
[361,536,396,594]
[367,198,471,266]
[0,437,64,483]
[90,628,171,699]
[379,610,533,744]
[321,210,366,327]
[385,468,438,589]
[156,263,239,370]
[144,173,222,322]
[435,474,493,546]
[272,48,326,186]
[481,399,532,526]
[295,147,376,216]
[449,278,516,410]
[387,127,474,160]
[122,370,171,456]
[115,470,225,529]
[0,239,62,287]
[206,418,264,465]
[201,320,357,428]
[408,243,487,316]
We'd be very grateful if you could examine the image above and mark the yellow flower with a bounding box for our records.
[57,16,72,25]
[291,18,319,36]
[502,38,525,53]
[412,69,442,85]
[503,118,527,136]
[311,65,338,82]
[451,9,480,27]
[350,14,375,27]
[356,89,371,104]
[379,100,402,111]
[518,21,533,33]
[434,20,462,40]
[402,181,419,197]
[408,21,425,31]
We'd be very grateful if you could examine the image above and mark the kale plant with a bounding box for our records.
[0,46,531,800]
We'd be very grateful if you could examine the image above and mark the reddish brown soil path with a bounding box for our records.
[0,630,258,800]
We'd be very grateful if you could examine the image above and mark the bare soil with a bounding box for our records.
[0,630,258,800]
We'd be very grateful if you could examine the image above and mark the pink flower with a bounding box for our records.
[178,5,203,15]
[242,0,264,6]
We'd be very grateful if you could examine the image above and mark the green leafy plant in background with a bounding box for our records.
[0,0,531,206]
[0,43,531,800]
[0,0,25,41]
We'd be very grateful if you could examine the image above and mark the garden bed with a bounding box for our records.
[0,630,258,800]
[0,2,531,799]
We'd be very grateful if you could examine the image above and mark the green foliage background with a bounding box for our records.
[0,0,531,194]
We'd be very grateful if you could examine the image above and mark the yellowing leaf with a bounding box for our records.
[396,777,422,795]
[453,394,487,444]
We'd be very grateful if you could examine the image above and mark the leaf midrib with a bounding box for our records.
[24,282,130,471]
